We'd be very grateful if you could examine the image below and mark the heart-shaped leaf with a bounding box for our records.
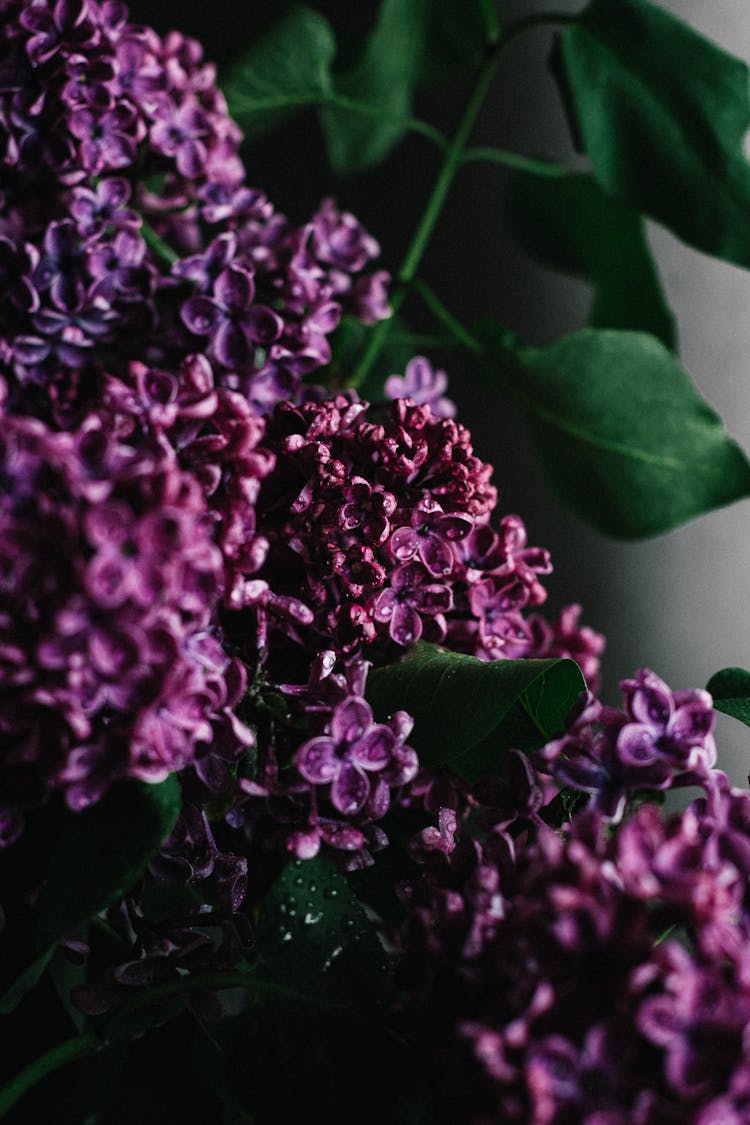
[556,0,750,266]
[216,855,407,1123]
[506,169,675,349]
[366,642,585,779]
[222,6,336,140]
[481,326,750,538]
[0,777,180,1013]
[706,667,750,728]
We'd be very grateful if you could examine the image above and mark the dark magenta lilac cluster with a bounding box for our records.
[5,4,750,1120]
[400,720,750,1123]
[0,0,388,427]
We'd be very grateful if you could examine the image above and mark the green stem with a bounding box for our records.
[140,220,179,268]
[412,278,482,353]
[502,9,577,49]
[0,1033,102,1120]
[229,91,448,151]
[325,92,448,151]
[478,0,501,45]
[349,46,502,389]
[0,969,352,1120]
[460,145,568,178]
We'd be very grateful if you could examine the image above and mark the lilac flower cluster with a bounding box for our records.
[245,393,601,682]
[0,380,250,844]
[401,763,750,1123]
[72,803,251,1017]
[0,0,389,424]
[233,654,419,865]
[0,0,610,1032]
[538,668,717,821]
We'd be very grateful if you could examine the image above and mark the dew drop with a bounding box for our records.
[304,910,323,925]
[340,914,356,931]
[323,887,338,900]
[321,946,344,972]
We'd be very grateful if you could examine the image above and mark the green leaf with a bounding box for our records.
[0,777,180,1013]
[507,170,676,349]
[481,326,750,538]
[256,853,392,1006]
[216,856,408,1123]
[320,0,489,173]
[556,0,750,266]
[706,667,750,727]
[222,6,336,140]
[321,0,428,174]
[366,642,585,779]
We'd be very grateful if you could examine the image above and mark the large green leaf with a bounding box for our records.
[222,6,336,140]
[507,170,675,349]
[321,0,428,174]
[706,667,750,728]
[0,777,180,1013]
[556,0,750,265]
[481,326,750,538]
[222,1,489,172]
[256,854,392,1005]
[366,642,585,779]
[217,856,411,1123]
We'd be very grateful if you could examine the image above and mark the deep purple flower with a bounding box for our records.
[385,355,456,419]
[540,670,717,823]
[373,560,452,645]
[34,218,86,309]
[400,789,750,1123]
[0,235,39,314]
[61,53,115,110]
[296,695,397,815]
[0,398,251,832]
[68,103,139,174]
[309,197,380,274]
[389,497,472,577]
[336,476,396,546]
[110,32,166,104]
[88,228,150,301]
[149,96,212,179]
[21,0,99,69]
[181,265,282,369]
[468,576,532,655]
[69,177,139,237]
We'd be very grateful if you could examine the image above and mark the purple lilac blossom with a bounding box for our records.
[72,803,252,1016]
[232,656,418,867]
[0,0,390,423]
[400,764,750,1123]
[538,669,717,822]
[0,395,251,840]
[385,355,456,418]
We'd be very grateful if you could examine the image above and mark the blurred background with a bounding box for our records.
[129,0,750,781]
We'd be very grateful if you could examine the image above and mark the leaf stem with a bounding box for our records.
[501,10,577,49]
[0,1032,102,1120]
[325,92,448,150]
[412,278,482,353]
[0,969,353,1119]
[460,145,568,178]
[140,220,179,268]
[478,0,501,45]
[349,46,502,389]
[230,91,448,151]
